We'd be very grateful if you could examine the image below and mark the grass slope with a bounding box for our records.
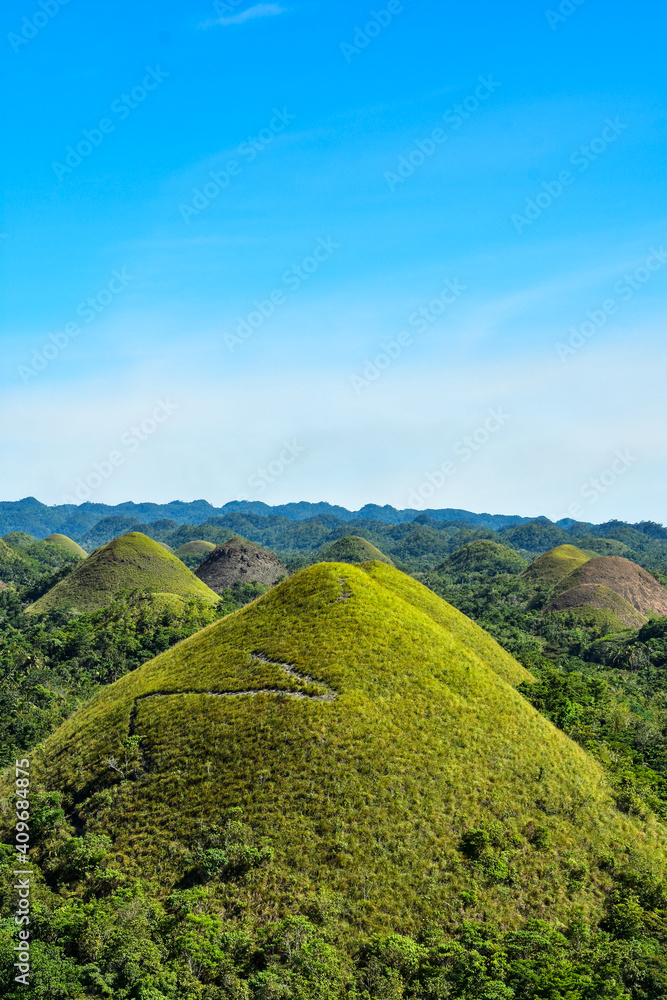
[547,583,648,629]
[317,534,394,565]
[27,532,219,613]
[44,533,88,558]
[523,544,592,587]
[23,562,667,942]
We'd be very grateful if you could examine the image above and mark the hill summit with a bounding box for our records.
[522,544,592,587]
[44,533,87,558]
[554,554,667,616]
[29,561,667,947]
[195,536,288,593]
[317,534,394,565]
[438,539,527,578]
[174,540,217,569]
[547,582,647,629]
[28,531,219,613]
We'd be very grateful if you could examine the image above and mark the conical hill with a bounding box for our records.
[175,540,217,558]
[196,536,288,592]
[522,544,592,586]
[318,534,394,565]
[438,539,527,577]
[554,554,667,616]
[28,562,667,939]
[27,531,219,613]
[44,533,88,558]
[547,583,647,629]
[1,531,36,549]
[175,539,218,570]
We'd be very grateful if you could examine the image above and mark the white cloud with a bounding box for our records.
[201,4,286,28]
[2,341,665,524]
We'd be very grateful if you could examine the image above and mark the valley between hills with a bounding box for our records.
[2,507,667,998]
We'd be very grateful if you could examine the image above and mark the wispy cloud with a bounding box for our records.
[201,4,286,28]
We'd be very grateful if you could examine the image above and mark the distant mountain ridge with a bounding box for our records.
[0,496,545,537]
[2,499,666,571]
[3,496,661,540]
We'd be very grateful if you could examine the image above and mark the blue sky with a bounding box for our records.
[1,0,666,521]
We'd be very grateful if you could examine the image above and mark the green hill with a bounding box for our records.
[522,543,592,587]
[317,534,394,565]
[4,561,667,995]
[1,533,81,589]
[437,539,528,578]
[0,537,22,566]
[44,533,88,558]
[27,532,220,613]
[0,538,25,585]
[2,531,36,549]
[174,539,217,569]
[175,540,217,558]
[24,563,666,933]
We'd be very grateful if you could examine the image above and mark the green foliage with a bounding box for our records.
[216,581,269,616]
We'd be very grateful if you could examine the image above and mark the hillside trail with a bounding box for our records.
[127,651,339,740]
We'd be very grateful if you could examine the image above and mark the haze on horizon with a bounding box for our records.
[1,0,665,525]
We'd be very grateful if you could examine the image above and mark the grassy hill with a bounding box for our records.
[437,539,528,579]
[174,539,217,569]
[175,540,217,557]
[549,604,633,634]
[27,532,219,613]
[3,562,667,995]
[24,564,666,929]
[317,534,394,565]
[1,532,83,590]
[44,533,88,558]
[1,531,36,549]
[522,544,592,587]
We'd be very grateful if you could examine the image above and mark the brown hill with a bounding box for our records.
[555,555,667,616]
[195,536,288,593]
[546,583,647,629]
